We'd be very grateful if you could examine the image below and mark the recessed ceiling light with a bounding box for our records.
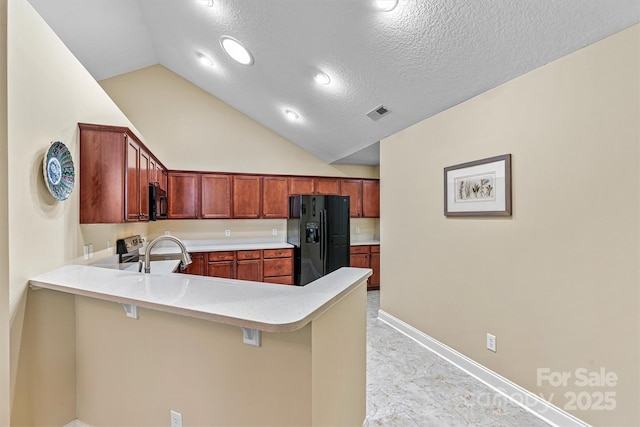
[285,109,300,121]
[197,53,214,67]
[313,71,331,85]
[220,36,254,65]
[374,0,398,11]
[197,0,213,6]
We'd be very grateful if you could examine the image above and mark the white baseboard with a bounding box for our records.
[377,310,590,427]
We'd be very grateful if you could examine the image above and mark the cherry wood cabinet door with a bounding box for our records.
[362,180,380,218]
[139,149,151,221]
[314,177,341,195]
[181,253,206,275]
[79,126,126,224]
[126,137,141,221]
[236,259,262,281]
[340,179,363,217]
[207,261,235,279]
[201,174,232,219]
[289,176,314,195]
[168,172,200,219]
[350,253,370,269]
[370,248,380,289]
[262,176,289,218]
[233,175,261,219]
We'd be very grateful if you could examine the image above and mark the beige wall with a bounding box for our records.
[72,280,366,426]
[380,25,640,427]
[0,0,9,423]
[7,0,150,423]
[99,64,379,179]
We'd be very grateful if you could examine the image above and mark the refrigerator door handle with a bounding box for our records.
[319,210,324,261]
[322,208,328,273]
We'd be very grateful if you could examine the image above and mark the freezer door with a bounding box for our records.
[325,196,350,274]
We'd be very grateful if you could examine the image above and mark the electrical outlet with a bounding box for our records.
[107,240,112,255]
[487,333,497,352]
[88,243,94,259]
[164,230,171,236]
[83,245,90,260]
[225,229,231,237]
[356,226,361,234]
[170,410,182,427]
[272,228,278,236]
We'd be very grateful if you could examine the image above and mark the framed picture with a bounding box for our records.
[444,154,511,217]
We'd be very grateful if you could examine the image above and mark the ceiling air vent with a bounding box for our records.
[366,104,390,121]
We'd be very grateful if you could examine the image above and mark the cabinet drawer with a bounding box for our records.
[350,245,370,254]
[237,250,261,260]
[263,275,294,285]
[263,248,293,259]
[208,251,235,262]
[263,258,293,277]
[370,245,380,253]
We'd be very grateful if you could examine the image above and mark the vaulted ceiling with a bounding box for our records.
[27,0,640,165]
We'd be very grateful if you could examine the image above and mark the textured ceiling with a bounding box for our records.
[27,0,640,165]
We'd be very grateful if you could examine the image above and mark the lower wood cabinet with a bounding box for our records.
[182,248,294,285]
[262,248,294,285]
[236,250,262,281]
[350,245,380,290]
[180,252,206,275]
[207,251,235,279]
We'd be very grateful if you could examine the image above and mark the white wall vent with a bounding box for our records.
[366,104,390,121]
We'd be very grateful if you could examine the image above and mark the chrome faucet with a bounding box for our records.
[144,235,192,273]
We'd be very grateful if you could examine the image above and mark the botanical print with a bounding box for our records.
[454,173,496,203]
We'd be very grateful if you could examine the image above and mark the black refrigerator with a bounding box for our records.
[287,195,350,286]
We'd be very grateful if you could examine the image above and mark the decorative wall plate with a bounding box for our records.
[43,141,75,201]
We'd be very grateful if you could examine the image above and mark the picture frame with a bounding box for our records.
[444,154,512,217]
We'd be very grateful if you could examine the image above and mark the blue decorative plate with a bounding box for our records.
[43,141,74,201]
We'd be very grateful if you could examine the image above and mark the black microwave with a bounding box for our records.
[149,183,168,221]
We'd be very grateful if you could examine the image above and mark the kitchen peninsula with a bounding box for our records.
[29,265,370,425]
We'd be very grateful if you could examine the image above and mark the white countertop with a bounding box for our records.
[29,265,371,333]
[350,239,380,246]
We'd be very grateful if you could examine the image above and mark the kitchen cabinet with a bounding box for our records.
[168,172,200,219]
[181,252,206,275]
[262,248,294,285]
[370,245,380,288]
[340,179,363,218]
[262,176,289,218]
[79,123,166,224]
[362,180,380,218]
[233,175,261,219]
[289,176,314,195]
[201,174,232,219]
[207,251,235,279]
[350,245,380,290]
[314,177,341,195]
[236,250,262,282]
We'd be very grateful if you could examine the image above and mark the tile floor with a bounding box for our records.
[366,290,551,427]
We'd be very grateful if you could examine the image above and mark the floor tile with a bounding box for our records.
[367,290,550,427]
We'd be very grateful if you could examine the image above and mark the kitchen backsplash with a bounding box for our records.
[79,217,380,265]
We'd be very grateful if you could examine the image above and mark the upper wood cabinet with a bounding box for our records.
[314,177,341,195]
[262,176,289,218]
[289,176,314,195]
[79,123,166,224]
[233,175,261,219]
[168,172,200,219]
[340,179,363,218]
[362,180,380,218]
[201,174,232,219]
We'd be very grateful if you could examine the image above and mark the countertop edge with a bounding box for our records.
[29,266,371,333]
